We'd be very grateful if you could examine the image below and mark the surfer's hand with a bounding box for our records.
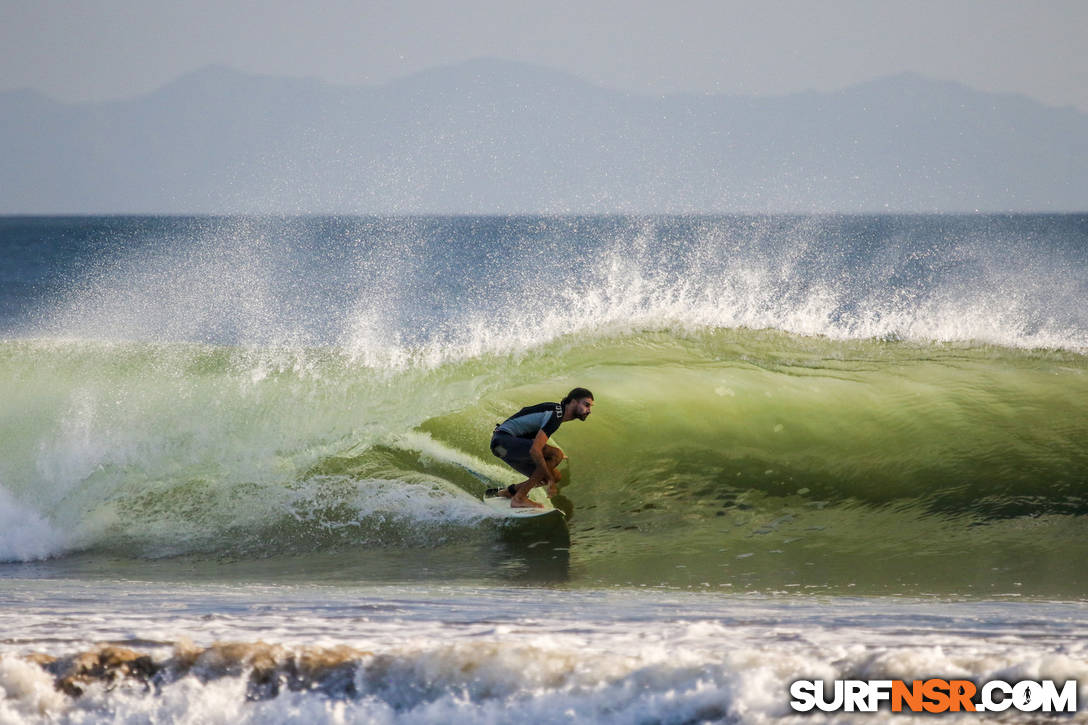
[546,482,558,498]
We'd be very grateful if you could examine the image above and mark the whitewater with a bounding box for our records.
[1,214,1086,722]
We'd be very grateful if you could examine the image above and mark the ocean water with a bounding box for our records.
[1,214,1086,723]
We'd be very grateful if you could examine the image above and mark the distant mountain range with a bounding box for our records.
[2,58,1086,213]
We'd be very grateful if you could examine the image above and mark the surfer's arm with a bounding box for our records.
[529,430,558,483]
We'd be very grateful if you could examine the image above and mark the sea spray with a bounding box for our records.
[18,215,1087,356]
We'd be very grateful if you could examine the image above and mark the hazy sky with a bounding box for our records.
[2,0,1086,111]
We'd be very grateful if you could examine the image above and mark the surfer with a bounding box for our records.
[489,388,594,508]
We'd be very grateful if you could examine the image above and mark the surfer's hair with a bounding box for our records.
[562,388,594,407]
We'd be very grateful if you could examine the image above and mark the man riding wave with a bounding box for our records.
[489,388,594,508]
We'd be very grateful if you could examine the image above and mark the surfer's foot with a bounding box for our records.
[510,495,543,509]
[546,482,558,498]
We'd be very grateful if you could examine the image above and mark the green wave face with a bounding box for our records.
[422,330,1088,595]
[3,331,1087,596]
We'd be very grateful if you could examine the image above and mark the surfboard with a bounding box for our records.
[457,463,566,523]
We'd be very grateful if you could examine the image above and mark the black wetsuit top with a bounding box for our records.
[495,402,563,439]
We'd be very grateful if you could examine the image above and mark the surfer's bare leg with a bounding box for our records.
[510,491,540,508]
[511,446,565,508]
[510,462,555,508]
[510,475,545,508]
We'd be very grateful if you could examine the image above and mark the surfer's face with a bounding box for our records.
[571,397,593,421]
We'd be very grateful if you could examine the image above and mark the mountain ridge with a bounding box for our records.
[2,59,1085,214]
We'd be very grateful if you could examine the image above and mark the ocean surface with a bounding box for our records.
[1,214,1086,722]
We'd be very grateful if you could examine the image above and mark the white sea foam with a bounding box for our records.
[0,486,68,562]
[0,656,68,724]
[2,584,1086,724]
[286,476,491,530]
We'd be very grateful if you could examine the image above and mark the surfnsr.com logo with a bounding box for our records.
[789,679,1078,714]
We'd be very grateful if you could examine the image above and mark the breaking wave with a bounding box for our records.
[2,215,1086,594]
